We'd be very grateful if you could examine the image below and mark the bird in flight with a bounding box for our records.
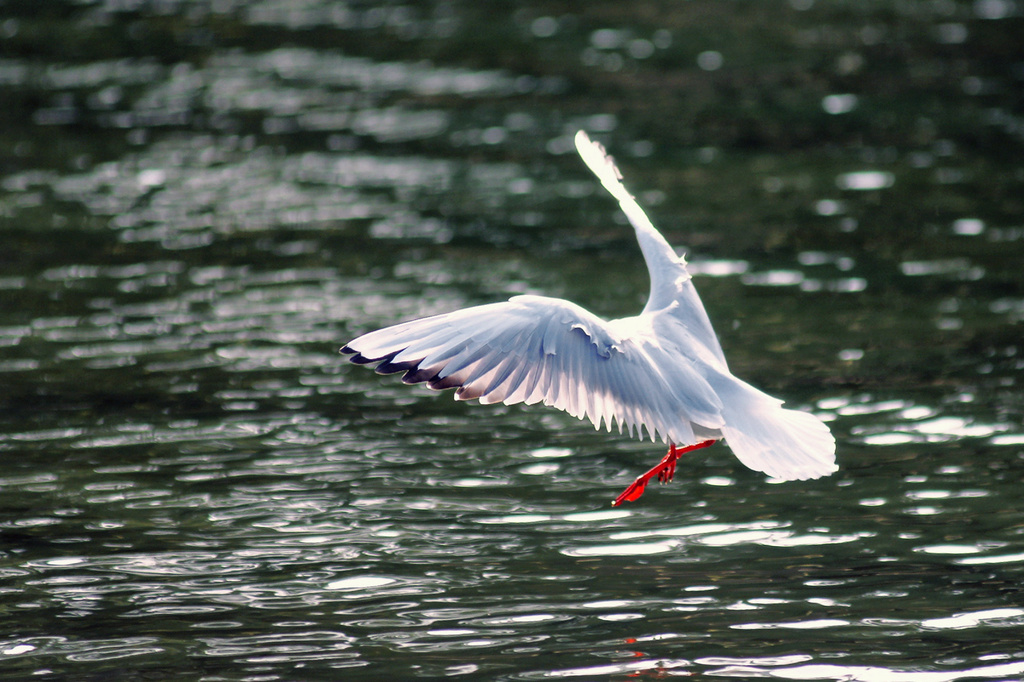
[343,131,836,505]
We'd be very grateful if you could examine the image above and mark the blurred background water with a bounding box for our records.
[1,1,1023,680]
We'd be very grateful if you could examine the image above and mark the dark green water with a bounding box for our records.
[2,1,1023,680]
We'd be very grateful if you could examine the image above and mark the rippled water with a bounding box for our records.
[2,1,1023,680]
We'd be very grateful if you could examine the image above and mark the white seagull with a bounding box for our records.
[343,131,837,505]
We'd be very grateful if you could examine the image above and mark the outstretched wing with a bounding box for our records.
[343,295,723,444]
[574,131,728,366]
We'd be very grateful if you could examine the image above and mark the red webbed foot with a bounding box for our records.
[611,440,717,506]
[612,476,649,507]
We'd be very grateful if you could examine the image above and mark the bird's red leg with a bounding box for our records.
[612,440,717,506]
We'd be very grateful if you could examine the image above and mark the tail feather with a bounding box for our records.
[719,384,837,481]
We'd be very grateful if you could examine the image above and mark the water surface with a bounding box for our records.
[1,1,1023,680]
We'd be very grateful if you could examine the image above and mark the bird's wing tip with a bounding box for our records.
[574,129,627,197]
[574,129,592,150]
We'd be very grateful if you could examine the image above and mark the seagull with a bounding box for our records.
[343,131,837,505]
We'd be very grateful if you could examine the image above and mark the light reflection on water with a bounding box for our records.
[4,397,1024,678]
[2,0,1024,680]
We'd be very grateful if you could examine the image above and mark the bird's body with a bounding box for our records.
[344,131,836,503]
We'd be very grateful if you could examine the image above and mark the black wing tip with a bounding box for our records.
[454,384,485,400]
[343,351,377,366]
[343,347,445,387]
[340,344,370,362]
[428,374,464,391]
[341,344,393,366]
[375,357,418,376]
[344,345,468,393]
[401,366,440,385]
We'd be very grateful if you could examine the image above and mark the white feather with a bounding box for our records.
[344,131,837,483]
